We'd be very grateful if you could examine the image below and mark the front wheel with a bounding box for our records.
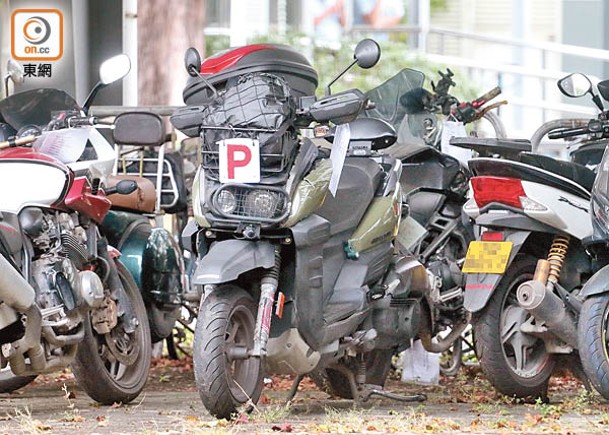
[473,255,555,400]
[71,261,151,404]
[193,285,263,420]
[578,293,609,399]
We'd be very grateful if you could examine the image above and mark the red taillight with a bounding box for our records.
[471,176,525,209]
[481,231,504,241]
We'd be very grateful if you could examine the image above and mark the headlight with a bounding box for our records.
[216,189,237,214]
[244,190,280,219]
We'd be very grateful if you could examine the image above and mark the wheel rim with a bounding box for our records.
[500,276,551,379]
[224,304,259,402]
[601,301,609,364]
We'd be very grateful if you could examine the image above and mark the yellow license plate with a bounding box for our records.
[462,241,513,274]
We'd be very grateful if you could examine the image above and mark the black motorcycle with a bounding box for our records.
[361,68,515,374]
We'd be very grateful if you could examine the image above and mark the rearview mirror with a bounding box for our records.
[185,47,202,77]
[558,73,592,98]
[7,59,24,85]
[99,54,131,85]
[598,79,609,102]
[354,39,381,69]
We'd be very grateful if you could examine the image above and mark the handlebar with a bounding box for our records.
[547,126,593,139]
[68,116,97,127]
[473,86,501,107]
[0,135,37,150]
[546,118,609,140]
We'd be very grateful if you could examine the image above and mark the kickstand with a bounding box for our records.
[284,374,304,404]
[363,387,427,403]
[329,362,428,405]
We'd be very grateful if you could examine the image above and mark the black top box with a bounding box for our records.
[183,43,318,104]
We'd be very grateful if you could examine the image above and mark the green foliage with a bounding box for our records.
[245,33,480,101]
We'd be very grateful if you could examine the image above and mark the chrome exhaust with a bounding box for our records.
[516,259,578,348]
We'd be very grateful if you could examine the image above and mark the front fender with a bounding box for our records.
[581,264,609,298]
[463,229,530,313]
[192,239,275,285]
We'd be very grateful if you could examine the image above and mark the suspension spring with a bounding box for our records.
[546,235,570,287]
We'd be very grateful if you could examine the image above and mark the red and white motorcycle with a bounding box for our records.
[0,55,151,404]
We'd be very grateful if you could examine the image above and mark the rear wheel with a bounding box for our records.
[72,261,151,404]
[473,255,554,400]
[193,285,263,419]
[578,293,609,399]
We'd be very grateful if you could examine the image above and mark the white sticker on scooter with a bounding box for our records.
[329,124,351,197]
[441,120,471,165]
[218,138,260,183]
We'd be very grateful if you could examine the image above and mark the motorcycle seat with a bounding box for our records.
[518,152,595,192]
[106,174,156,213]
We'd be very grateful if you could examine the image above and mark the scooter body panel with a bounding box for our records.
[520,180,592,240]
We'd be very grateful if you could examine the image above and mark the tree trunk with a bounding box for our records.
[138,0,205,105]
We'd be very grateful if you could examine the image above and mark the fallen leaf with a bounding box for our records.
[271,423,293,432]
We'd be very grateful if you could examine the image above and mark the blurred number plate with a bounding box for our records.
[462,241,513,274]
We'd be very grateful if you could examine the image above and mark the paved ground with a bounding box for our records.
[1,360,609,434]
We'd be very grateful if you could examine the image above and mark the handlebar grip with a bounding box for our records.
[69,116,97,127]
[547,126,590,139]
[0,135,37,150]
[475,87,501,105]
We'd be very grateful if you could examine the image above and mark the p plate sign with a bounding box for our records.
[218,138,260,183]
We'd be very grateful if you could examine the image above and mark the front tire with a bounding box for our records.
[473,255,554,399]
[72,261,151,404]
[193,285,263,419]
[578,293,609,399]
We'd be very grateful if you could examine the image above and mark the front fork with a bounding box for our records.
[252,245,282,357]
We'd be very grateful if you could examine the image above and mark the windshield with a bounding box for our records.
[364,68,426,132]
[0,88,80,130]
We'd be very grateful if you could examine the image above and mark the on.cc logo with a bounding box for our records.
[11,9,63,61]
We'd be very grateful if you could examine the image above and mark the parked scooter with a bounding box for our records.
[0,55,151,404]
[101,112,187,343]
[578,77,609,398]
[172,40,442,418]
[460,72,606,399]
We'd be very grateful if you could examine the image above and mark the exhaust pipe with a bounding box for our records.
[0,253,35,313]
[0,254,46,373]
[516,260,578,349]
[419,312,472,353]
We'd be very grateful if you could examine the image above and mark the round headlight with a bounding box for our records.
[216,189,237,214]
[244,190,280,218]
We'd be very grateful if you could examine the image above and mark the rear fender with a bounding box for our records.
[581,264,609,298]
[464,229,530,313]
[192,239,275,285]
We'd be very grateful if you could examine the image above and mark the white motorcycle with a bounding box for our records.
[459,72,605,400]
